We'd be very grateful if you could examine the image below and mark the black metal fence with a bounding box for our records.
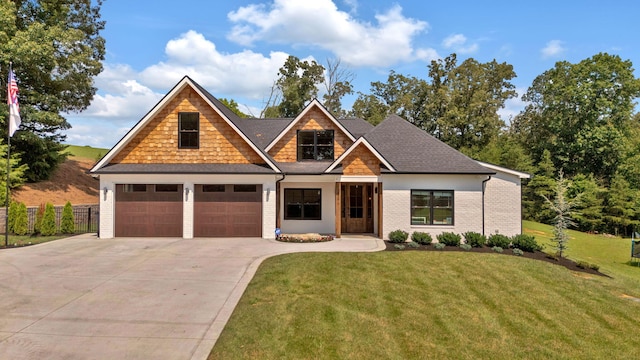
[1,204,99,234]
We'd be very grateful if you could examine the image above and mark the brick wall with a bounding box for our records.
[110,87,263,164]
[484,172,523,236]
[342,144,380,176]
[269,105,353,162]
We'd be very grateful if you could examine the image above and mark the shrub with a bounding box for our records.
[463,231,486,248]
[436,232,461,246]
[13,202,29,236]
[34,203,46,234]
[7,201,18,233]
[491,246,504,253]
[411,231,432,245]
[388,230,409,243]
[394,244,405,250]
[512,248,524,256]
[511,234,542,252]
[434,242,446,250]
[408,241,420,248]
[60,202,75,234]
[487,234,510,248]
[590,263,600,271]
[460,243,472,251]
[40,203,57,236]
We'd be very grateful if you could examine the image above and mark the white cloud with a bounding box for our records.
[227,0,436,67]
[441,33,478,54]
[541,40,565,58]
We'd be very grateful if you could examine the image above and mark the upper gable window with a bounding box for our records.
[297,130,334,161]
[179,112,199,149]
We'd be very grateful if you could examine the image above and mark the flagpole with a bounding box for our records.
[5,62,11,247]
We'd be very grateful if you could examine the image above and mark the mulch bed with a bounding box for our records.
[385,241,608,277]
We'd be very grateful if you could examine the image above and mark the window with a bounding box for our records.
[179,112,199,149]
[123,184,147,192]
[202,184,225,192]
[411,190,454,225]
[155,184,179,192]
[234,185,257,192]
[284,189,321,220]
[297,130,334,161]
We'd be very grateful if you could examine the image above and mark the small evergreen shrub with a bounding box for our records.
[34,203,46,234]
[512,248,524,256]
[434,242,446,250]
[590,263,600,271]
[576,260,588,269]
[491,246,504,253]
[13,202,29,236]
[388,230,409,243]
[40,203,57,236]
[60,202,75,234]
[511,234,542,252]
[394,244,406,250]
[460,243,472,251]
[436,232,461,246]
[7,201,18,233]
[463,231,486,247]
[411,231,432,245]
[408,241,420,248]
[487,234,510,248]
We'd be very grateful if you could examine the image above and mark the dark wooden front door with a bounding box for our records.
[194,184,262,237]
[341,183,373,233]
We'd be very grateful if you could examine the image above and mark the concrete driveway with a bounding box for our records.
[0,234,384,360]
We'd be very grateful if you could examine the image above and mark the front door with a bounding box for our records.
[341,183,374,233]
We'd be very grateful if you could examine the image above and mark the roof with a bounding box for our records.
[363,115,494,175]
[276,162,332,175]
[337,118,374,138]
[93,163,276,174]
[477,161,531,179]
[234,118,293,149]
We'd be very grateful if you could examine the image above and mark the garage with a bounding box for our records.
[194,184,262,237]
[115,184,183,237]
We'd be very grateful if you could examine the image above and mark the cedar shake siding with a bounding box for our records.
[110,87,263,165]
[268,105,353,162]
[342,143,381,176]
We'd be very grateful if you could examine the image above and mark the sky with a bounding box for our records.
[63,0,640,149]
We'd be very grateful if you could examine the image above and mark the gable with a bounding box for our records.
[268,103,353,162]
[341,142,381,176]
[109,86,264,165]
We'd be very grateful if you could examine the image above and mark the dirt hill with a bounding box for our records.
[11,158,99,206]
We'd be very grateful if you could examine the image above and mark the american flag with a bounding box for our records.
[7,69,21,136]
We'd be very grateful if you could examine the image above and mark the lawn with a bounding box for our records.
[210,236,640,359]
[63,144,108,161]
[0,234,69,248]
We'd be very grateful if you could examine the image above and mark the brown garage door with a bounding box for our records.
[194,184,262,237]
[115,184,183,237]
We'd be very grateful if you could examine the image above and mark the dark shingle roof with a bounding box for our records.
[276,162,332,174]
[234,118,294,149]
[337,118,374,138]
[364,115,493,174]
[190,80,242,124]
[93,163,276,174]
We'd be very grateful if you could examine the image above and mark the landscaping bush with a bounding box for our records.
[511,234,542,252]
[434,242,446,250]
[512,248,524,256]
[491,246,504,253]
[34,203,45,234]
[394,244,405,250]
[487,234,511,248]
[436,232,461,246]
[60,202,75,234]
[460,243,472,251]
[408,241,420,248]
[7,201,17,233]
[13,202,29,236]
[463,231,486,248]
[388,230,409,243]
[411,231,432,245]
[40,203,57,236]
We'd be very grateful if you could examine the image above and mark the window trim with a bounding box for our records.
[284,188,322,220]
[296,130,334,161]
[178,112,199,149]
[410,190,454,226]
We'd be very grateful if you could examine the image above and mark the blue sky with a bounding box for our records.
[64,0,640,148]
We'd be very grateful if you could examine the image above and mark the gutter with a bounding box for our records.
[481,175,492,236]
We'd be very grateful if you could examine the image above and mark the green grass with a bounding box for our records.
[210,249,640,359]
[0,234,69,248]
[63,144,108,161]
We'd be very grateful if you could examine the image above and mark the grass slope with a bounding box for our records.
[63,144,108,161]
[210,243,640,359]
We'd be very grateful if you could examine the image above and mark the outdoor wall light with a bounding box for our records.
[184,187,191,201]
[266,187,271,201]
[103,187,108,201]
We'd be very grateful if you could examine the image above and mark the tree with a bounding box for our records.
[513,53,640,181]
[0,0,106,181]
[60,201,75,234]
[322,58,354,117]
[219,98,247,118]
[544,171,576,258]
[0,141,28,206]
[40,202,56,236]
[522,150,557,222]
[13,202,28,236]
[275,55,324,117]
[7,201,17,233]
[605,173,638,236]
[568,174,605,232]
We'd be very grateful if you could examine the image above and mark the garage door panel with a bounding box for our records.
[194,184,262,237]
[115,185,183,237]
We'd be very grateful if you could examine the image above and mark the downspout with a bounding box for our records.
[275,173,286,234]
[481,175,492,236]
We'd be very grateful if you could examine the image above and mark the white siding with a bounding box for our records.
[381,174,485,240]
[484,171,523,237]
[98,174,277,239]
[280,181,336,234]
